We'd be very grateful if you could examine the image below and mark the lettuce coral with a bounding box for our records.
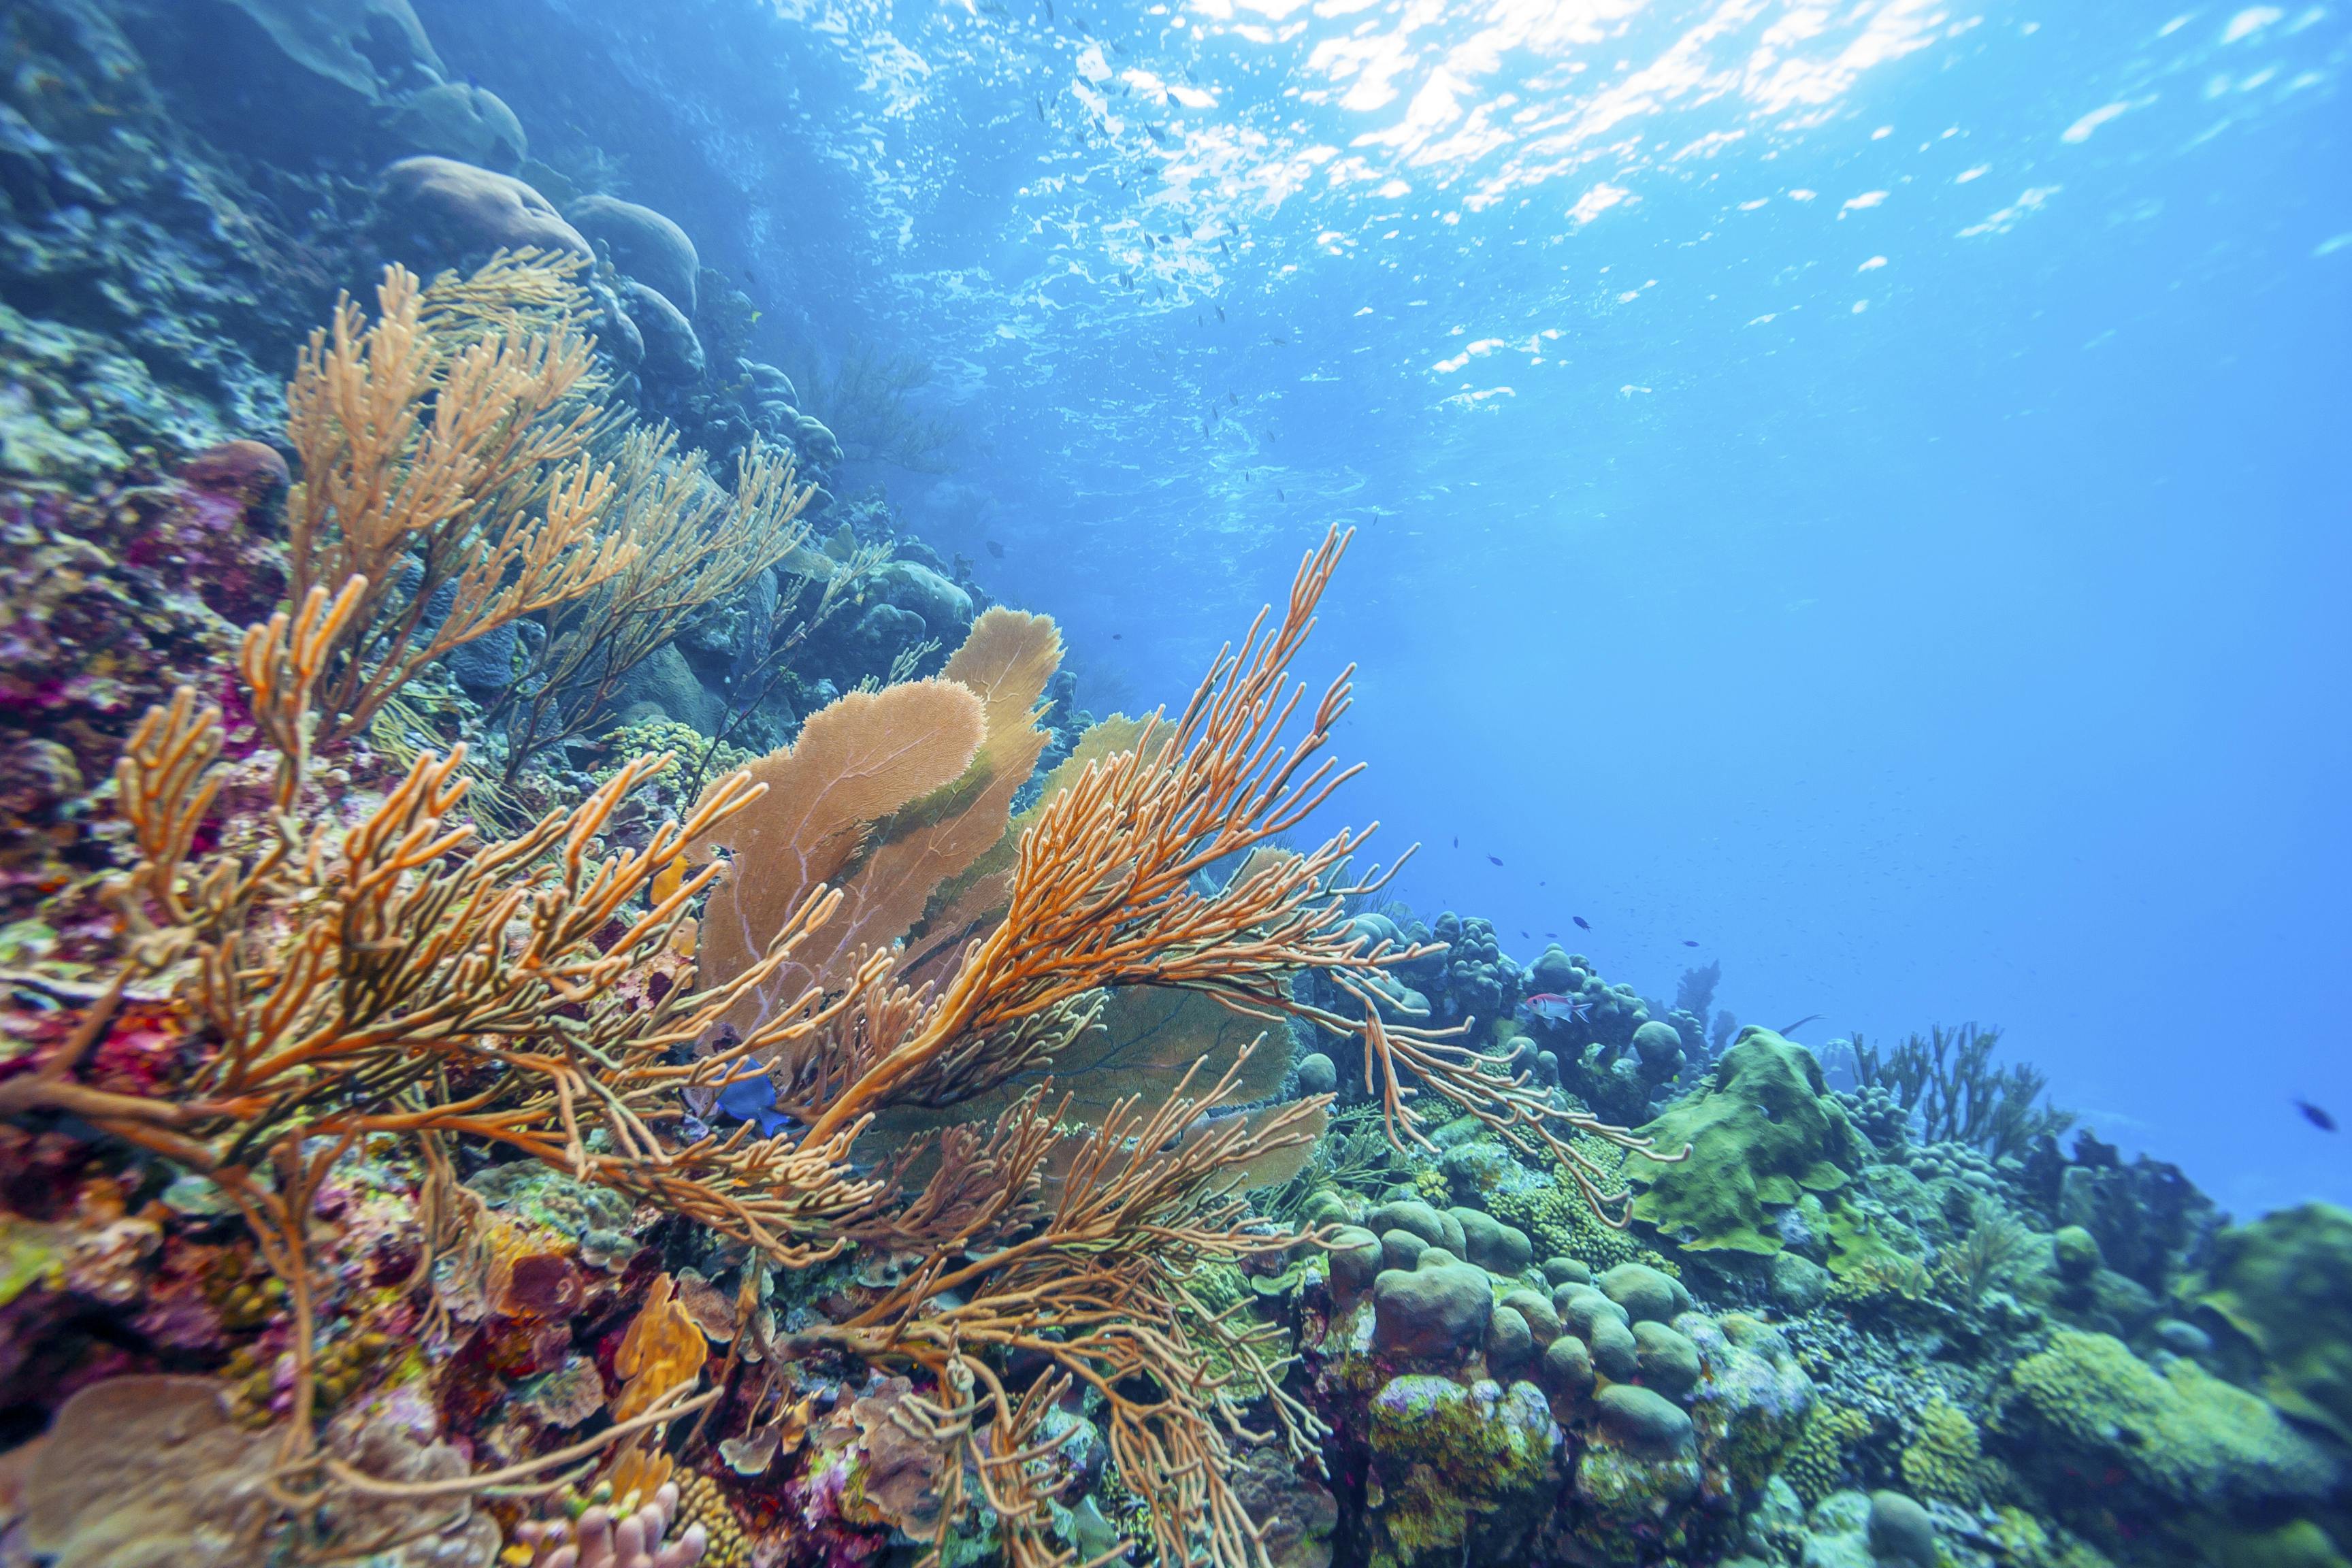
[1624,1030,1862,1256]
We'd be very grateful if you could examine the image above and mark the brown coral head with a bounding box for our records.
[847,1378,946,1537]
[494,1250,586,1322]
[674,1269,738,1343]
[23,1375,276,1564]
[178,440,291,506]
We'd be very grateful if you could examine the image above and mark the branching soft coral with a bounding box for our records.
[489,424,821,783]
[786,1049,1334,1568]
[284,257,634,749]
[0,583,883,1472]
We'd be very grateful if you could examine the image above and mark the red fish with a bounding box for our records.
[1520,993,1592,1026]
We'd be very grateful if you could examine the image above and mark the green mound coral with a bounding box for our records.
[2198,1520,2352,1568]
[2193,1202,2352,1445]
[1998,1329,2338,1509]
[1782,1400,1871,1505]
[1626,1030,1863,1256]
[1364,1376,1556,1568]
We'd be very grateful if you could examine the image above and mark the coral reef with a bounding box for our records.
[2,8,2348,1568]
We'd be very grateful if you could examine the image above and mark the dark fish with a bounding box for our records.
[1216,304,1226,322]
[1277,487,1286,500]
[1452,836,1458,848]
[1487,855,1502,866]
[1036,94,1047,120]
[1572,916,1590,930]
[2297,1098,2338,1132]
[1113,632,1123,639]
[1122,272,1132,288]
[1682,939,1700,947]
[1545,931,1557,938]
[1220,239,1231,255]
[986,540,1004,559]
[1779,1014,1823,1036]
[1521,930,1529,937]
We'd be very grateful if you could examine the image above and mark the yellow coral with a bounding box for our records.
[1782,1401,1872,1505]
[1901,1398,2006,1505]
[1831,1250,1933,1306]
[674,1471,749,1568]
[1486,1168,1677,1277]
[1988,1507,2119,1568]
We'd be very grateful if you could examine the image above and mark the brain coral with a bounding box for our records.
[1624,1030,1863,1256]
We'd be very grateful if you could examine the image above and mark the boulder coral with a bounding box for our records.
[376,155,590,270]
[387,82,529,172]
[1362,1375,1558,1568]
[570,195,704,317]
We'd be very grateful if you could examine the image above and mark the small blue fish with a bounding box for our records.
[1488,855,1503,867]
[1571,915,1590,931]
[2296,1098,2337,1132]
[1682,939,1700,947]
[1521,993,1592,1026]
[716,1067,795,1137]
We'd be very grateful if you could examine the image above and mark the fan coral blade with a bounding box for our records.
[776,611,1063,999]
[938,608,1062,738]
[699,679,987,1032]
[1187,1099,1331,1192]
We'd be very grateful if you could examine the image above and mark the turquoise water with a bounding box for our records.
[420,0,2351,1212]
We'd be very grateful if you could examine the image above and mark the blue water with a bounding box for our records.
[433,0,2351,1213]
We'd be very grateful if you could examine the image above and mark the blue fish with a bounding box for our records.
[715,1066,795,1137]
[2296,1098,2337,1132]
